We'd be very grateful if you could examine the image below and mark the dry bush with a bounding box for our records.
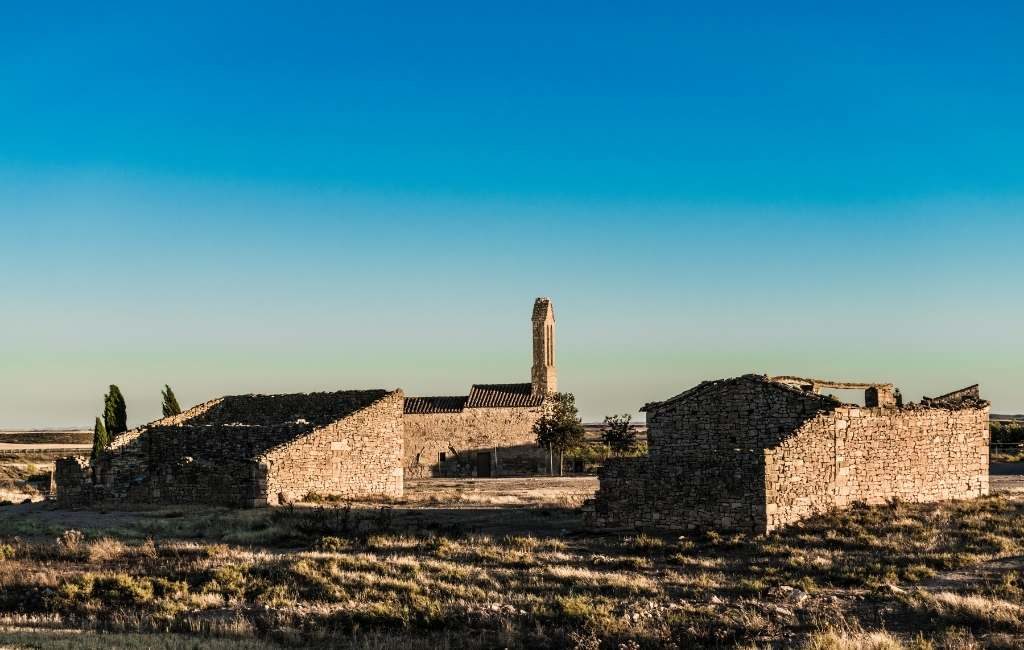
[86,537,127,563]
[911,591,1024,629]
[803,629,908,650]
[56,529,85,555]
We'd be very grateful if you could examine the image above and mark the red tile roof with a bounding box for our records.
[466,383,544,408]
[403,396,468,414]
[404,383,544,414]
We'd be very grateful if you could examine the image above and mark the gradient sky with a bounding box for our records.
[1,2,1022,426]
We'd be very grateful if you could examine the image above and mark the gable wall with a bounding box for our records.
[261,390,405,504]
[54,392,402,508]
[588,379,829,532]
[403,405,545,477]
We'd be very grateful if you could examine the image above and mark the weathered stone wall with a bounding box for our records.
[104,397,225,453]
[589,377,830,532]
[262,390,404,504]
[53,390,403,508]
[766,404,989,529]
[403,405,545,477]
[586,375,990,534]
[94,425,350,507]
[53,456,92,507]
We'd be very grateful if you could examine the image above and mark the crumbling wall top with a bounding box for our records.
[921,384,987,409]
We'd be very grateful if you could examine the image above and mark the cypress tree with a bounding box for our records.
[90,416,109,461]
[103,385,127,437]
[161,384,182,417]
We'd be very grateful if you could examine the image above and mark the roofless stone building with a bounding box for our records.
[585,375,989,534]
[56,390,404,507]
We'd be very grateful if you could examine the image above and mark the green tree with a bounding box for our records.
[90,416,109,461]
[600,413,636,454]
[533,392,585,475]
[103,385,127,437]
[161,384,182,417]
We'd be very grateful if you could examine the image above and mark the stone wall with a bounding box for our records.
[262,390,404,504]
[589,377,831,532]
[53,390,403,508]
[586,375,990,534]
[764,404,988,530]
[53,456,91,508]
[403,405,545,477]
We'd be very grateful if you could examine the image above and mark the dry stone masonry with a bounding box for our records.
[55,390,404,507]
[585,375,989,534]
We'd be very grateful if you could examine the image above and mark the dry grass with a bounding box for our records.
[909,591,1024,629]
[0,461,52,504]
[2,485,1024,647]
[804,629,916,650]
[803,626,987,650]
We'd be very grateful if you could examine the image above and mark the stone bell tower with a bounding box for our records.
[531,297,557,395]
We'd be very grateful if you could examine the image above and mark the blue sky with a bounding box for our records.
[1,2,1022,425]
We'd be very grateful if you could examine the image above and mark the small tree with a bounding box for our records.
[601,413,636,454]
[90,416,109,461]
[103,385,127,437]
[161,384,182,417]
[533,392,585,475]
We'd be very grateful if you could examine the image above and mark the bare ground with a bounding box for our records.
[0,476,599,539]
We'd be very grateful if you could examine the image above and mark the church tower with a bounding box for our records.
[531,297,557,395]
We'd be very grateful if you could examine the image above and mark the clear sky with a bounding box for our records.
[1,2,1022,426]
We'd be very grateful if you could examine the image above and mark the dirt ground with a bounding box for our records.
[0,476,600,539]
[7,472,1024,536]
[990,474,1024,493]
[402,476,598,506]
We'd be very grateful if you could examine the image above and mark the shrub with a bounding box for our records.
[87,537,127,563]
[203,564,249,601]
[316,536,351,552]
[302,491,348,504]
[91,574,156,607]
[621,533,665,551]
[57,529,85,555]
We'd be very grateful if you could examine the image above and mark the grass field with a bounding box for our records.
[3,478,1024,648]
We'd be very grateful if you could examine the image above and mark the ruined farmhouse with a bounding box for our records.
[56,390,405,507]
[586,375,989,534]
[54,298,557,507]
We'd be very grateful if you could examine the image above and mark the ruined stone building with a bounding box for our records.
[586,375,989,534]
[54,298,558,506]
[56,390,405,507]
[402,297,556,477]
